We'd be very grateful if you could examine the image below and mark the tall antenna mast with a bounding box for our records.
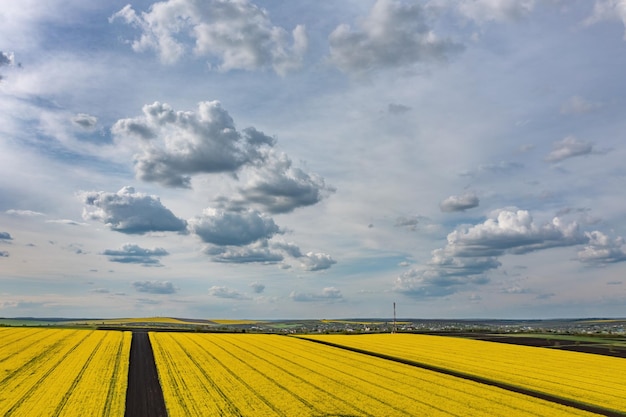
[393,302,397,334]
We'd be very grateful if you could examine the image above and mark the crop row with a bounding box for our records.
[299,333,626,414]
[150,332,600,416]
[0,328,130,417]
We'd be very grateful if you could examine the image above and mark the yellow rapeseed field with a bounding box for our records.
[300,333,626,414]
[150,332,600,416]
[0,328,130,416]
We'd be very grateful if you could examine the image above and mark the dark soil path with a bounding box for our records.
[125,331,168,417]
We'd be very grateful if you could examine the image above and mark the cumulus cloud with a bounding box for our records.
[81,186,187,234]
[560,96,602,114]
[300,252,337,271]
[395,208,588,298]
[290,287,343,302]
[206,240,284,264]
[249,281,265,294]
[0,251,9,257]
[132,280,177,294]
[233,151,335,214]
[578,231,626,264]
[72,113,98,129]
[328,0,463,74]
[208,285,250,300]
[457,0,535,23]
[102,243,169,266]
[446,209,585,257]
[585,0,626,39]
[110,0,307,74]
[189,208,280,246]
[439,192,479,212]
[395,216,420,231]
[112,101,275,188]
[0,232,13,240]
[545,136,602,163]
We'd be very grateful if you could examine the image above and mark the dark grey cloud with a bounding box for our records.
[250,282,265,294]
[578,231,626,265]
[290,287,343,302]
[0,251,9,257]
[103,243,169,266]
[328,0,463,74]
[72,113,98,129]
[232,151,335,214]
[388,103,411,114]
[110,0,307,74]
[0,51,13,67]
[189,208,280,246]
[439,192,479,212]
[545,136,604,163]
[112,101,276,188]
[208,286,250,300]
[132,280,177,294]
[81,186,187,234]
[0,232,13,240]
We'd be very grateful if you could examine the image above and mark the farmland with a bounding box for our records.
[0,327,130,416]
[1,324,625,416]
[300,333,626,415]
[150,332,603,416]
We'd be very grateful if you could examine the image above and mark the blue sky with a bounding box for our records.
[2,0,626,319]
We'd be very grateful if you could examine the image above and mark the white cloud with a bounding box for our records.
[328,0,463,74]
[585,0,626,39]
[207,240,284,264]
[6,209,45,217]
[189,208,280,246]
[208,285,250,300]
[578,231,626,264]
[439,192,479,212]
[81,186,187,234]
[132,280,177,294]
[560,96,602,115]
[112,101,275,188]
[300,252,337,271]
[447,209,585,257]
[110,0,307,74]
[102,243,169,267]
[290,287,343,302]
[395,209,588,298]
[545,136,600,163]
[456,0,535,23]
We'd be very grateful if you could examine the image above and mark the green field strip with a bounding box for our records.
[296,336,625,417]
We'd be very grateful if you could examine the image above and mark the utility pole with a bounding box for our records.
[392,302,397,334]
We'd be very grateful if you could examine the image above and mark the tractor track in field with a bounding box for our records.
[125,331,168,417]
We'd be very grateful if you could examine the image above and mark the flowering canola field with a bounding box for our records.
[301,333,626,414]
[0,327,130,416]
[150,332,600,416]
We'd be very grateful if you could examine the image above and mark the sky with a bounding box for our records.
[1,0,626,320]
